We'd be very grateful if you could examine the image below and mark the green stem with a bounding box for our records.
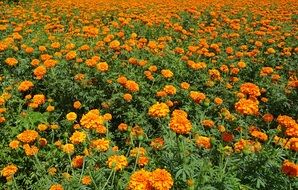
[101,170,114,190]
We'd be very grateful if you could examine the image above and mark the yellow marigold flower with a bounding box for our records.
[66,112,77,121]
[18,80,34,92]
[91,138,109,152]
[37,123,48,131]
[82,175,92,185]
[103,113,112,121]
[107,155,128,171]
[17,130,38,143]
[148,102,169,118]
[5,58,18,66]
[128,169,152,190]
[130,147,147,157]
[71,155,84,168]
[48,167,57,176]
[49,184,64,190]
[1,164,18,177]
[150,169,173,190]
[70,131,86,144]
[235,98,259,115]
[62,143,75,154]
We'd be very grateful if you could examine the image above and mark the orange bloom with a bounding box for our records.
[66,112,77,121]
[148,102,170,118]
[150,169,173,190]
[196,136,212,149]
[18,80,34,92]
[107,155,128,171]
[282,160,298,177]
[33,66,47,79]
[5,58,18,66]
[128,169,152,190]
[17,130,38,143]
[125,80,139,92]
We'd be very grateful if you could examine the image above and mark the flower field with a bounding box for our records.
[0,0,298,189]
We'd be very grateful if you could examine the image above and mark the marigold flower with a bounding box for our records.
[18,80,34,92]
[150,169,173,190]
[180,82,190,90]
[123,93,133,102]
[23,144,39,156]
[82,175,92,185]
[107,155,128,171]
[9,140,20,149]
[17,130,39,143]
[282,160,298,177]
[128,169,152,190]
[170,110,192,134]
[190,91,206,103]
[1,164,18,177]
[70,131,86,144]
[71,155,84,168]
[125,80,139,92]
[148,102,170,118]
[33,66,47,79]
[240,83,261,97]
[66,112,77,121]
[109,40,121,50]
[161,69,173,78]
[150,137,164,150]
[251,131,268,141]
[62,143,75,154]
[65,51,77,60]
[5,58,18,66]
[91,138,109,152]
[235,98,259,115]
[49,184,64,190]
[163,85,176,95]
[80,109,104,129]
[196,136,212,149]
[97,62,109,72]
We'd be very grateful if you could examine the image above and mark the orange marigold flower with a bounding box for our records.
[163,85,176,95]
[125,80,139,92]
[81,175,92,185]
[123,93,133,102]
[9,140,20,149]
[148,102,170,118]
[70,131,86,144]
[107,155,128,171]
[73,101,81,109]
[195,136,212,149]
[161,69,173,78]
[1,164,18,177]
[109,40,121,50]
[72,155,84,168]
[180,82,190,90]
[118,123,128,132]
[150,169,173,190]
[80,109,104,129]
[201,119,215,128]
[17,130,38,143]
[23,144,39,156]
[235,98,259,115]
[150,137,164,150]
[214,97,223,105]
[190,91,206,103]
[251,131,268,141]
[91,138,109,152]
[282,160,298,177]
[262,113,274,123]
[18,80,34,92]
[49,184,64,190]
[128,169,152,190]
[240,83,261,97]
[130,147,147,157]
[97,62,109,72]
[5,58,18,66]
[32,94,46,105]
[33,66,47,79]
[65,51,77,60]
[170,110,192,134]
